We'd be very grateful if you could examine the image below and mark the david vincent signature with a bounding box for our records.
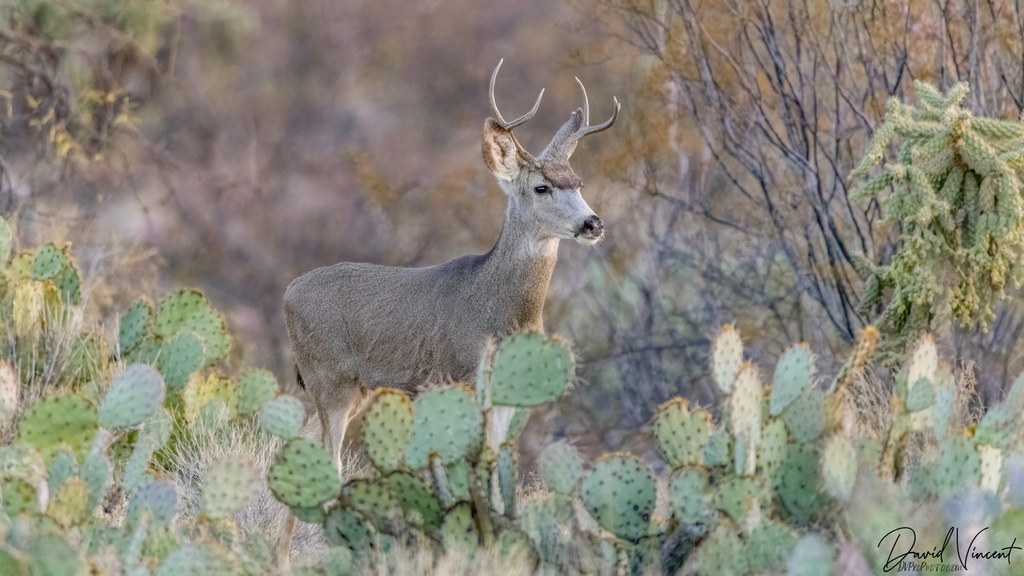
[878,527,1021,572]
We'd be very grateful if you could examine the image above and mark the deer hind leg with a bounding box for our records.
[314,379,369,475]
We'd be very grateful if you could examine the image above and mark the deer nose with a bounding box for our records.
[581,215,604,235]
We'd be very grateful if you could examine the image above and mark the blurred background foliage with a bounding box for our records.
[4,0,1024,465]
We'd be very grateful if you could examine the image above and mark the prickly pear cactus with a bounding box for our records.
[490,332,574,406]
[580,453,657,542]
[711,324,743,392]
[267,438,341,509]
[119,298,154,356]
[258,394,305,440]
[404,385,482,469]
[537,440,584,495]
[154,288,230,365]
[18,395,98,460]
[770,344,814,415]
[236,369,279,414]
[30,242,69,281]
[654,398,710,469]
[99,364,166,430]
[360,388,414,474]
[157,331,205,389]
[0,361,17,424]
[202,454,258,519]
[388,471,442,529]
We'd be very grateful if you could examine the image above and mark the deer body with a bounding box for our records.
[283,61,619,473]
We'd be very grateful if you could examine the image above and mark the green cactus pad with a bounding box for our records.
[781,387,825,443]
[127,481,179,529]
[18,394,98,461]
[441,502,479,552]
[323,546,353,576]
[291,504,327,524]
[267,438,341,509]
[776,443,823,523]
[975,403,1016,450]
[47,449,78,494]
[154,288,231,365]
[2,478,38,516]
[786,534,834,576]
[342,479,405,534]
[141,408,174,450]
[123,435,157,494]
[932,386,957,439]
[46,476,88,528]
[935,436,980,497]
[745,520,798,573]
[730,363,763,438]
[538,440,584,495]
[82,450,111,512]
[654,398,711,469]
[629,534,666,575]
[28,535,84,576]
[713,476,761,523]
[712,325,743,393]
[446,459,471,502]
[53,262,81,306]
[119,299,154,355]
[669,467,712,523]
[694,525,748,575]
[907,335,938,388]
[770,344,814,416]
[906,377,936,412]
[821,435,858,501]
[154,544,226,576]
[126,333,163,366]
[490,332,574,406]
[157,331,205,389]
[506,406,531,443]
[388,471,442,529]
[360,388,414,474]
[202,454,258,519]
[259,394,306,440]
[759,419,789,483]
[580,453,657,542]
[30,242,68,281]
[496,528,538,565]
[404,385,483,469]
[100,364,166,430]
[0,443,46,487]
[236,369,279,414]
[324,505,378,552]
[498,441,519,515]
[704,426,731,467]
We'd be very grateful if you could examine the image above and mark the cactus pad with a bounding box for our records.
[441,502,479,552]
[745,519,797,573]
[100,364,166,430]
[47,448,78,494]
[342,479,405,534]
[781,387,825,443]
[907,334,937,388]
[731,363,763,436]
[126,479,179,524]
[324,505,378,552]
[154,545,225,576]
[54,263,81,305]
[123,435,157,494]
[361,388,414,474]
[2,477,38,516]
[538,440,584,495]
[46,476,88,528]
[0,361,16,424]
[202,454,258,519]
[581,453,657,542]
[141,408,174,450]
[712,325,743,393]
[183,372,238,421]
[758,419,789,483]
[404,385,483,469]
[821,435,858,501]
[669,467,712,523]
[154,288,231,365]
[713,476,761,523]
[82,451,111,512]
[18,394,98,461]
[490,332,574,406]
[694,525,748,575]
[906,377,936,412]
[119,299,154,355]
[267,438,341,509]
[776,443,823,523]
[157,331,205,389]
[935,436,980,497]
[259,394,305,440]
[654,398,711,469]
[770,344,814,415]
[323,546,353,576]
[30,242,68,281]
[12,279,43,337]
[786,534,834,576]
[979,444,1003,494]
[506,406,531,443]
[498,441,519,514]
[388,471,442,529]
[704,426,731,467]
[236,369,279,414]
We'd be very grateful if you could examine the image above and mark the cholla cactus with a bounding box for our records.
[850,81,1024,351]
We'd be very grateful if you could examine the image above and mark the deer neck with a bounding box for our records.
[480,209,558,331]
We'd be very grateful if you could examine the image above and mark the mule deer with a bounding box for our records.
[283,60,619,471]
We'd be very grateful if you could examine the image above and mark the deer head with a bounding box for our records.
[481,60,619,247]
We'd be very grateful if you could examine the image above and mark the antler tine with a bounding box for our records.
[490,59,545,130]
[575,77,590,127]
[576,96,620,138]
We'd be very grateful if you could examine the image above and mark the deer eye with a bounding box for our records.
[534,186,549,194]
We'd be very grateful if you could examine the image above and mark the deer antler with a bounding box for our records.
[539,76,620,162]
[489,59,545,130]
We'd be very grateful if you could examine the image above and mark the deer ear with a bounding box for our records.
[482,119,522,182]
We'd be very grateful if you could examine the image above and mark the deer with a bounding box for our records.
[282,60,619,475]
